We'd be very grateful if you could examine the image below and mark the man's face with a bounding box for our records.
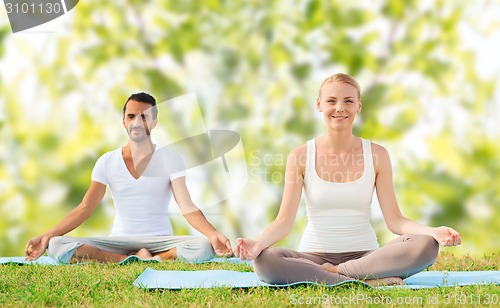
[123,100,157,143]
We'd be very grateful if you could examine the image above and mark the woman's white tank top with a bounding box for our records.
[298,138,379,253]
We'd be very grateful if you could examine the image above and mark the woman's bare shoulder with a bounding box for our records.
[369,141,388,155]
[369,141,391,169]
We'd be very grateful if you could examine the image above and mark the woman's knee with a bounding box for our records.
[408,234,439,264]
[253,247,289,283]
[253,247,281,269]
[420,234,439,262]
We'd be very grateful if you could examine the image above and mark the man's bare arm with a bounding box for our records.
[171,177,232,255]
[25,181,106,260]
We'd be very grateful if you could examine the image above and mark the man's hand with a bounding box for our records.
[233,238,263,261]
[208,231,233,257]
[432,226,461,247]
[25,234,50,261]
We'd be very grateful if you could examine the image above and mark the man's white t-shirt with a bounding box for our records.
[91,147,186,237]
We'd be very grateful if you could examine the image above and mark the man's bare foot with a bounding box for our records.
[320,262,338,273]
[152,255,163,262]
[128,248,162,262]
[364,277,404,286]
[134,248,153,260]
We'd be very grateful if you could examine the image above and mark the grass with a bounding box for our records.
[1,252,498,307]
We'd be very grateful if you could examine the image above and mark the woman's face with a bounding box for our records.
[316,81,362,130]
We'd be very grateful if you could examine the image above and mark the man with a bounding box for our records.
[25,92,232,263]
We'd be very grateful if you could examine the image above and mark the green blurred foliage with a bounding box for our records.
[0,0,498,256]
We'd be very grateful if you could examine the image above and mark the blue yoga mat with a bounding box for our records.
[133,269,500,289]
[0,255,160,265]
[401,271,500,288]
[0,256,249,265]
[0,256,59,265]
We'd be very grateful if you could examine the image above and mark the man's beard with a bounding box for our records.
[128,127,150,143]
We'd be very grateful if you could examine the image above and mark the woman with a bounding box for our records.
[233,73,461,286]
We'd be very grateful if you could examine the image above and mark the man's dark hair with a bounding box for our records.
[123,92,158,119]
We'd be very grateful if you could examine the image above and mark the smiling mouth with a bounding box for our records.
[332,116,348,119]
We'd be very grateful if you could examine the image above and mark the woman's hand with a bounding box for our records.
[432,226,461,247]
[233,238,264,260]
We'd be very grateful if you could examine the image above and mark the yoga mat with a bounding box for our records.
[0,255,160,265]
[133,268,368,289]
[401,271,500,288]
[0,256,249,266]
[133,269,500,290]
[0,256,59,265]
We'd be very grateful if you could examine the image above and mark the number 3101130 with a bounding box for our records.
[5,2,63,14]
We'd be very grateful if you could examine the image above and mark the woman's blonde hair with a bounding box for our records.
[318,73,361,99]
